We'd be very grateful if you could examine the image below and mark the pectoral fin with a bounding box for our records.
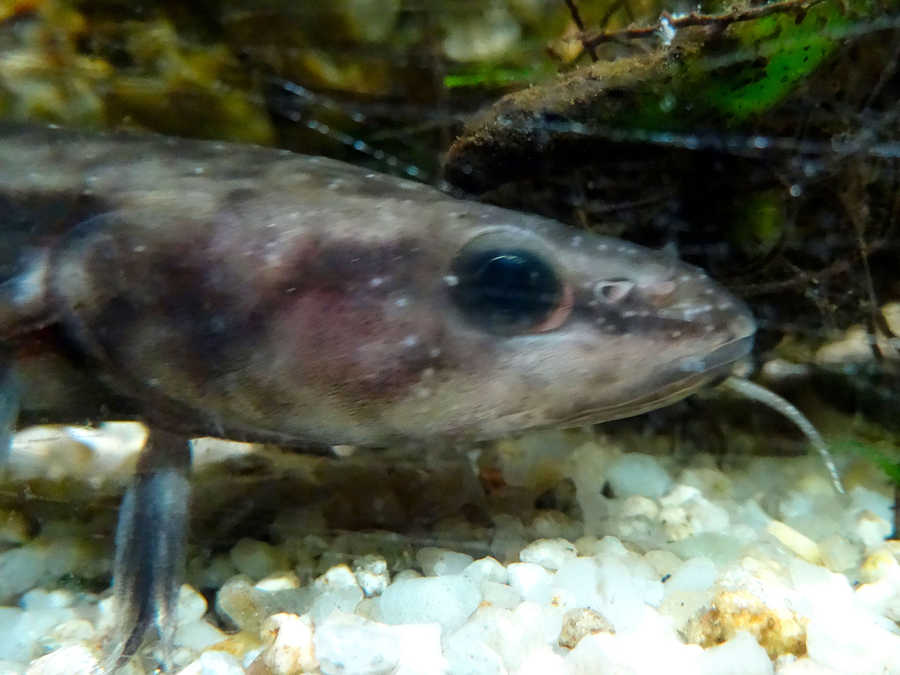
[107,429,191,672]
[0,349,17,467]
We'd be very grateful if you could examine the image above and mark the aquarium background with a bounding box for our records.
[1,1,899,673]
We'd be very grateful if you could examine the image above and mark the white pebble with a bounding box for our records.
[463,557,507,585]
[848,486,893,524]
[817,534,860,572]
[175,620,227,652]
[44,618,95,649]
[393,569,421,582]
[444,631,505,675]
[417,547,474,576]
[767,521,822,564]
[665,557,718,594]
[567,629,701,674]
[591,536,629,558]
[215,575,273,633]
[255,571,301,592]
[806,614,900,673]
[507,563,554,604]
[480,580,522,609]
[229,539,289,580]
[513,645,572,675]
[0,608,31,663]
[377,575,480,631]
[260,613,318,675]
[310,586,364,624]
[775,656,843,674]
[530,510,583,540]
[24,645,98,675]
[644,549,684,578]
[447,604,546,673]
[315,564,360,590]
[605,453,672,498]
[316,612,445,675]
[176,650,245,675]
[0,659,24,675]
[352,555,389,598]
[19,589,73,611]
[519,538,577,571]
[0,547,46,603]
[854,511,892,549]
[697,631,772,674]
[176,585,208,625]
[198,554,238,590]
[620,495,660,520]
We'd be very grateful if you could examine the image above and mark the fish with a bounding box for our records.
[0,123,756,669]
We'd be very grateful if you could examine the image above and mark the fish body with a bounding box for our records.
[0,123,755,667]
[1,123,754,446]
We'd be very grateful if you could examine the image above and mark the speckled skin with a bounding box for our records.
[0,123,756,448]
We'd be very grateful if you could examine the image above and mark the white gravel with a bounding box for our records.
[1,423,899,674]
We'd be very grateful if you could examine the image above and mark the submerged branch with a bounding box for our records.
[581,0,828,49]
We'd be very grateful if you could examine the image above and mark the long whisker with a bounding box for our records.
[721,376,845,494]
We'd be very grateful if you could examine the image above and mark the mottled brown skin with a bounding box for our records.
[0,123,755,667]
[1,124,754,444]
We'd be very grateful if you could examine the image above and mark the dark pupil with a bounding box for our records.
[451,248,561,334]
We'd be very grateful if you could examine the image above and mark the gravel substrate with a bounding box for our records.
[1,422,899,674]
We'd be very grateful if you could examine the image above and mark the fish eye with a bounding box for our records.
[449,242,571,335]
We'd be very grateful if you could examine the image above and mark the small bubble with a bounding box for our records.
[789,184,803,197]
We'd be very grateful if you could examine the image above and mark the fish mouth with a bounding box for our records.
[555,332,756,427]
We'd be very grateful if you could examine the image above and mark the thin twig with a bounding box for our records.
[563,0,598,61]
[581,0,827,49]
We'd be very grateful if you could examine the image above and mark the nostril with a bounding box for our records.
[594,279,635,303]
